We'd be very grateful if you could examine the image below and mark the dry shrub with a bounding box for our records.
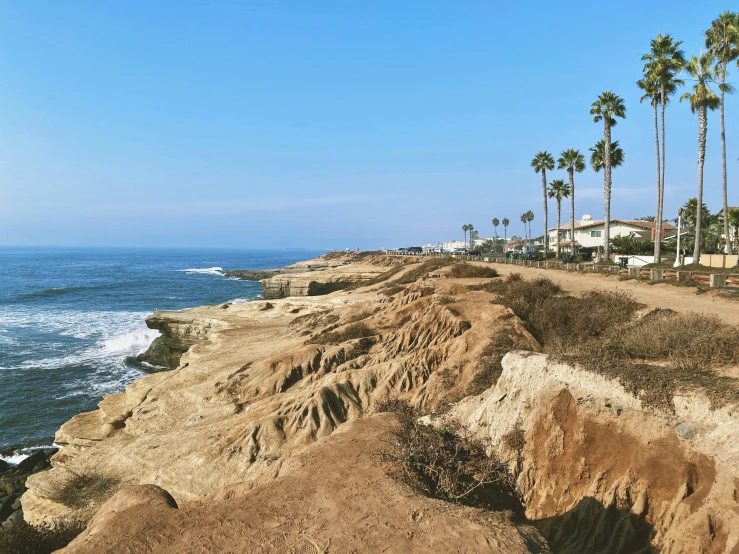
[448,263,499,279]
[379,402,521,513]
[395,258,459,285]
[491,276,562,323]
[609,310,739,369]
[288,310,340,334]
[346,265,406,290]
[40,471,120,510]
[380,285,405,297]
[314,322,376,345]
[0,518,84,554]
[436,295,457,305]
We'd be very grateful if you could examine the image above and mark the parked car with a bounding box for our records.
[521,251,540,261]
[407,246,423,254]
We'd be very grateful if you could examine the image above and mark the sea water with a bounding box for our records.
[0,247,323,461]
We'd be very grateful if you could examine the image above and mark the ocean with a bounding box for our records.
[0,247,323,462]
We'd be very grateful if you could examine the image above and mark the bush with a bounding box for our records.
[0,518,84,554]
[379,285,405,297]
[395,258,459,285]
[314,322,376,345]
[608,310,739,369]
[38,471,120,510]
[448,263,499,279]
[379,403,522,513]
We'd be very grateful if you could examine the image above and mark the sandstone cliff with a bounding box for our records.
[450,351,739,553]
[18,256,739,553]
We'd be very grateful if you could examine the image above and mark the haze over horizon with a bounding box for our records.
[1,0,736,249]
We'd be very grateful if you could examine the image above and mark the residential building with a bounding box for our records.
[547,215,677,251]
[716,207,739,252]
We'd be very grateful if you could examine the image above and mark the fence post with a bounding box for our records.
[710,274,727,288]
[628,267,639,279]
[650,269,664,282]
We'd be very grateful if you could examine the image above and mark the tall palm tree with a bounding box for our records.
[547,179,571,259]
[531,151,555,257]
[641,34,685,262]
[636,76,677,262]
[468,224,475,250]
[525,211,535,251]
[491,218,500,251]
[590,91,626,260]
[557,149,586,255]
[681,53,721,263]
[520,213,527,250]
[462,224,470,250]
[502,218,509,248]
[706,11,739,254]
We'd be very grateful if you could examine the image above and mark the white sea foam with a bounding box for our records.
[177,267,224,275]
[0,444,61,467]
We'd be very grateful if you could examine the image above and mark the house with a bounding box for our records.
[547,215,677,251]
[716,207,739,252]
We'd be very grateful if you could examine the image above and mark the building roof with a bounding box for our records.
[549,219,677,232]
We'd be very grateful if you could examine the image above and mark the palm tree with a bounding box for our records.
[590,91,626,260]
[462,224,470,250]
[520,213,527,249]
[531,151,555,257]
[728,208,739,252]
[589,139,625,171]
[557,149,585,255]
[491,218,500,251]
[681,53,721,263]
[636,76,678,262]
[547,179,571,259]
[641,34,685,262]
[706,12,739,254]
[502,218,510,248]
[468,224,476,251]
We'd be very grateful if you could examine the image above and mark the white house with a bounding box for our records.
[547,215,677,251]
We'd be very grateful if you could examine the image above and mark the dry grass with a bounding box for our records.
[313,322,377,345]
[378,401,522,513]
[436,295,458,305]
[448,264,499,279]
[38,471,120,510]
[487,274,739,409]
[394,258,459,285]
[379,285,405,297]
[0,518,85,554]
[608,310,739,369]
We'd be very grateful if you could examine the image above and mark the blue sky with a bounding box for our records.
[0,0,736,248]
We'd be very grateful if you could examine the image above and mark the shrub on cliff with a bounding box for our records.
[314,322,376,345]
[379,402,522,513]
[448,263,499,279]
[0,518,84,554]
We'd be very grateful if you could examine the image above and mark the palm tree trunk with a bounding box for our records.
[603,121,612,260]
[720,84,731,254]
[569,168,575,256]
[653,101,662,263]
[659,88,666,261]
[694,107,707,262]
[556,200,561,259]
[541,171,548,257]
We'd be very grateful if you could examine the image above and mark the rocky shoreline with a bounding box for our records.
[0,449,56,532]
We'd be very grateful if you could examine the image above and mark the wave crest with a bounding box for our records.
[177,267,224,275]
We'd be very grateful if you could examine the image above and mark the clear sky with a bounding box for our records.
[0,0,736,249]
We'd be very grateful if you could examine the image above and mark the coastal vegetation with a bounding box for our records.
[464,11,739,264]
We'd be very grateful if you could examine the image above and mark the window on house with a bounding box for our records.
[590,230,602,237]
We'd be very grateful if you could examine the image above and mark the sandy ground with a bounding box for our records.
[487,262,739,326]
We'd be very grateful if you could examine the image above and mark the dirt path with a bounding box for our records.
[488,263,739,326]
